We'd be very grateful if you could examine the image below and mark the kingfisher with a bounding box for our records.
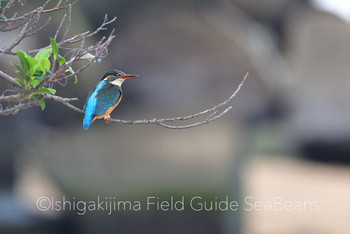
[83,69,138,130]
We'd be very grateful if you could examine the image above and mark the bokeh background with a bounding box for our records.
[1,0,350,233]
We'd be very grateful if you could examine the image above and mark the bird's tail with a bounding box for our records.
[83,114,94,130]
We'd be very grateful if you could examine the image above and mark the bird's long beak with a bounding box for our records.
[123,74,139,79]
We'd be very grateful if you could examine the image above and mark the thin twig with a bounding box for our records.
[0,99,38,115]
[1,0,16,15]
[62,3,71,39]
[27,16,116,55]
[157,106,232,129]
[0,0,78,23]
[54,13,66,40]
[1,18,30,53]
[27,16,51,37]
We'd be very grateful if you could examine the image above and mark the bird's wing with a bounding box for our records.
[94,84,122,116]
[83,89,94,111]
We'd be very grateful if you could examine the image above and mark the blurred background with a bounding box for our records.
[1,0,350,233]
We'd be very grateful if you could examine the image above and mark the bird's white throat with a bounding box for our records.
[109,78,125,87]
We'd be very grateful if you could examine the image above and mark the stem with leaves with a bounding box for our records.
[0,0,248,129]
[0,0,116,112]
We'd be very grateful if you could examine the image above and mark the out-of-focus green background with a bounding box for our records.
[1,0,350,233]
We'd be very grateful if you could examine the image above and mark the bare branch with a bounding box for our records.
[54,13,66,40]
[0,70,21,87]
[27,16,116,55]
[0,18,30,54]
[0,99,38,115]
[26,16,51,37]
[47,28,116,85]
[62,3,72,39]
[156,107,233,129]
[47,73,248,129]
[0,93,22,102]
[0,8,52,54]
[46,94,82,113]
[0,0,78,23]
[1,15,27,32]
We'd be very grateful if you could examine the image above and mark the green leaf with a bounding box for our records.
[13,78,24,87]
[26,56,37,68]
[58,54,66,65]
[33,70,51,81]
[32,58,51,75]
[14,64,23,73]
[26,56,38,76]
[16,51,31,75]
[38,100,45,111]
[0,14,7,20]
[29,88,56,98]
[14,64,25,79]
[34,48,52,62]
[31,79,41,88]
[50,38,58,60]
[40,58,51,72]
[66,67,78,84]
[32,64,43,74]
[15,50,38,84]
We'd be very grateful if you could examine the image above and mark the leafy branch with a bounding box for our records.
[0,0,115,113]
[0,0,248,129]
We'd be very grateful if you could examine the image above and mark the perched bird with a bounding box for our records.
[83,69,138,130]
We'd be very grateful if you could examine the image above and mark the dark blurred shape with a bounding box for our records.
[230,0,294,21]
[0,193,77,234]
[0,158,15,189]
[285,3,350,164]
[78,211,222,234]
[301,139,350,164]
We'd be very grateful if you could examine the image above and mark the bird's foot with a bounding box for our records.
[104,115,111,124]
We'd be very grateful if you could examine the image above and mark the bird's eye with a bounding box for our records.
[117,73,123,77]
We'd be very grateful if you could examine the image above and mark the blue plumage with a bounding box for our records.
[83,69,138,130]
[83,80,122,130]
